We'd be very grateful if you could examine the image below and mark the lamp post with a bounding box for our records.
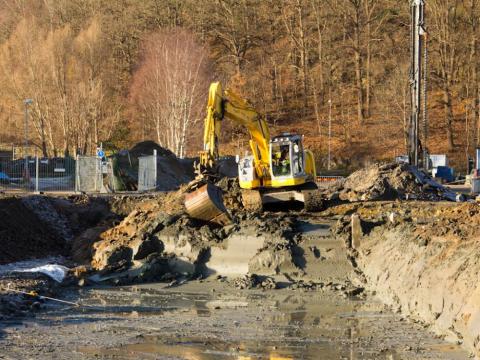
[23,98,33,182]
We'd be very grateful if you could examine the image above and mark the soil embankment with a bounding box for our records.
[330,201,480,357]
[0,196,66,264]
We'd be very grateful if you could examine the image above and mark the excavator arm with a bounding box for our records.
[199,82,271,180]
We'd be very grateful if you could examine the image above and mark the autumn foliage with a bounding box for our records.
[0,0,477,172]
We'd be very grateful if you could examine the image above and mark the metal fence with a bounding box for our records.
[0,155,106,194]
[75,156,103,193]
[138,150,157,192]
[0,151,163,194]
[0,156,76,192]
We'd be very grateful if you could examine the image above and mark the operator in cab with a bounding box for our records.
[273,146,290,176]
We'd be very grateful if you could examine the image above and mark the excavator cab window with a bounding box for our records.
[272,143,292,177]
[292,139,304,175]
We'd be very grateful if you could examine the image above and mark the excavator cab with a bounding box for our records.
[269,134,311,188]
[270,134,304,180]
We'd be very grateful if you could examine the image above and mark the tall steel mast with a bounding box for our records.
[409,0,428,168]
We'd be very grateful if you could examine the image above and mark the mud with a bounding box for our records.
[329,200,480,357]
[0,282,468,359]
[0,161,478,358]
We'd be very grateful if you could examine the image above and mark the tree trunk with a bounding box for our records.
[353,6,365,124]
[311,75,321,136]
[365,13,371,118]
[443,84,455,149]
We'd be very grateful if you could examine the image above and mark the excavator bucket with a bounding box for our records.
[185,183,232,226]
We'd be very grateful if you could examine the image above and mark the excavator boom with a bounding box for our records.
[200,82,270,182]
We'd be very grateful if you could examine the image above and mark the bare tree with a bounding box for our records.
[430,0,462,150]
[129,29,211,157]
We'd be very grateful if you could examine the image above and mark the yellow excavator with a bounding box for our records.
[185,82,321,224]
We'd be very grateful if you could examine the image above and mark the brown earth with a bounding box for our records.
[328,200,480,357]
[1,161,479,357]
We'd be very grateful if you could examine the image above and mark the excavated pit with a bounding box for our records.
[0,161,478,358]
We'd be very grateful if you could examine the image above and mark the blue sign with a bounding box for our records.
[97,150,105,158]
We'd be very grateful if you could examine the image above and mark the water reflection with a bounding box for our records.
[73,286,465,360]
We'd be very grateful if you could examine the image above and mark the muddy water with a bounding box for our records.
[0,282,467,359]
[0,218,469,359]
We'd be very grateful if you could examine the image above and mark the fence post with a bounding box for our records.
[153,149,157,191]
[35,156,39,193]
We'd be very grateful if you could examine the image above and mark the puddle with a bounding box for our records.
[57,285,467,360]
[79,336,340,359]
[296,220,331,236]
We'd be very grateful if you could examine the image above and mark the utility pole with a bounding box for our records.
[328,98,332,171]
[409,0,428,169]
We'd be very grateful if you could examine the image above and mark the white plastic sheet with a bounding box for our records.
[18,264,69,283]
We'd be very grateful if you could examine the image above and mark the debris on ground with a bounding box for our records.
[333,162,463,202]
[0,273,59,319]
[231,274,277,289]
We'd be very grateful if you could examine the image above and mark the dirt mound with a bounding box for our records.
[0,197,67,265]
[216,156,239,178]
[129,140,173,157]
[156,157,194,191]
[337,162,456,202]
[112,141,194,192]
[88,191,302,284]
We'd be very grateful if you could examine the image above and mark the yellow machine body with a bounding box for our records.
[187,82,318,222]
